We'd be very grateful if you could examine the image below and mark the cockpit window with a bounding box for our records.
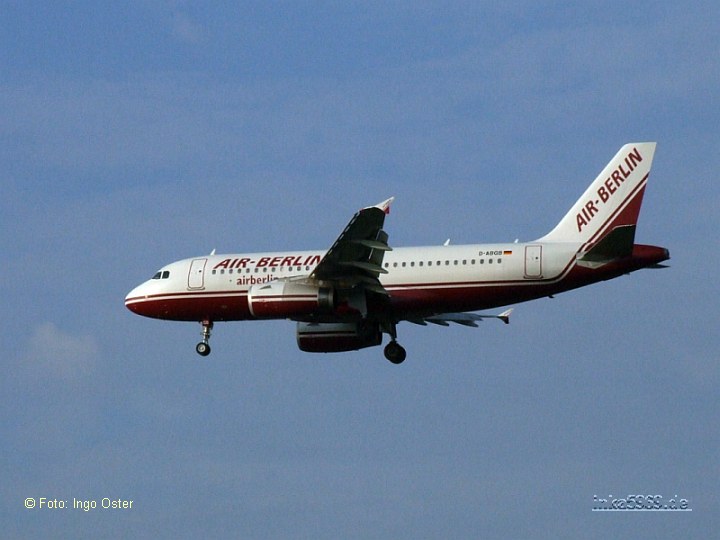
[162,271,170,279]
[152,272,162,280]
[152,271,171,280]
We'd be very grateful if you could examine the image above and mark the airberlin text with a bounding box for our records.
[213,254,322,271]
[576,147,643,233]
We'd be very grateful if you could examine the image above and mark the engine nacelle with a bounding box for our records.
[297,321,382,353]
[247,280,335,318]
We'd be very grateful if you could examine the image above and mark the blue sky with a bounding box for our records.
[2,2,718,538]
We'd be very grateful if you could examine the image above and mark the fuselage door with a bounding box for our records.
[524,245,543,279]
[188,258,207,289]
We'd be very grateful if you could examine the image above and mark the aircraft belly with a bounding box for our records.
[385,284,539,313]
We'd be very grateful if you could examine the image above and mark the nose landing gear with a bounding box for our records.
[383,340,406,364]
[196,320,213,356]
[382,321,406,364]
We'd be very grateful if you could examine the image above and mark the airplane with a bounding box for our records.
[125,142,669,364]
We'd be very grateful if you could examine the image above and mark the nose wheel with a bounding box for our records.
[196,320,213,356]
[381,321,407,364]
[384,340,406,364]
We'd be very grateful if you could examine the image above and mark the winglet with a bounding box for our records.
[497,308,513,325]
[368,197,394,215]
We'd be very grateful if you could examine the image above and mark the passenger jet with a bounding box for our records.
[125,143,669,363]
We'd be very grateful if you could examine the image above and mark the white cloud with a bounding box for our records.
[24,322,98,379]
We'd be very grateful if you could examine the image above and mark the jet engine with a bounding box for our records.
[247,280,335,318]
[296,321,382,353]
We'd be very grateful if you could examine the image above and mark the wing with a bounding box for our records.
[310,197,394,294]
[408,309,513,327]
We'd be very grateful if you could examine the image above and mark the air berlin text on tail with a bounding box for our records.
[576,146,644,232]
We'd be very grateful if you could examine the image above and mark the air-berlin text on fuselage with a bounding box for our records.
[576,147,644,232]
[213,254,322,270]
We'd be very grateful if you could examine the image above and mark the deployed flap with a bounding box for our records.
[310,198,394,286]
[409,309,513,327]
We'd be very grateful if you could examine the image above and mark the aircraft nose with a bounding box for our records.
[125,282,150,314]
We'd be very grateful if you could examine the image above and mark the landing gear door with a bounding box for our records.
[188,258,207,290]
[524,245,542,279]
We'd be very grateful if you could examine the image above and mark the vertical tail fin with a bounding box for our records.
[537,143,656,246]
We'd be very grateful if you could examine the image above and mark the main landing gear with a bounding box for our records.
[383,321,406,364]
[196,320,213,356]
[193,318,408,363]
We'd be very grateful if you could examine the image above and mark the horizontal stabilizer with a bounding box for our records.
[577,225,636,268]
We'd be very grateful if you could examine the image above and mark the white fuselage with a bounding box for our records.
[125,240,591,322]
